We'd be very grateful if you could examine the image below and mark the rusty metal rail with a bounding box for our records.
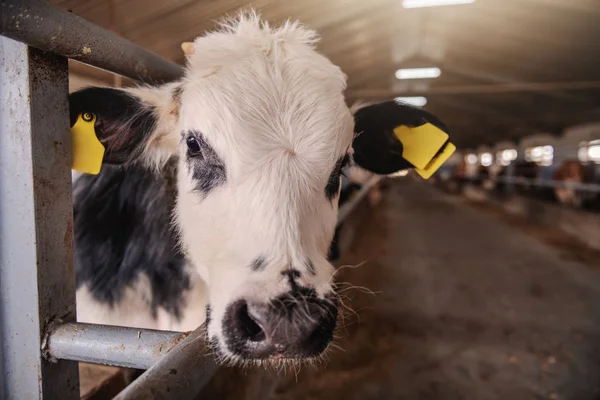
[0,0,184,84]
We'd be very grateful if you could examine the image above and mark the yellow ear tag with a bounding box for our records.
[71,112,105,175]
[393,123,456,180]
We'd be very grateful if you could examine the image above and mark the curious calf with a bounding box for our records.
[71,12,449,365]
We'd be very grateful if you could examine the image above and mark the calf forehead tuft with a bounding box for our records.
[183,10,346,91]
[217,9,319,47]
[187,10,320,62]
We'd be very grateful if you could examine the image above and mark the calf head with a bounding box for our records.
[69,12,449,364]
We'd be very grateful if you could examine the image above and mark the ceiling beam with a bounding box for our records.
[431,63,588,104]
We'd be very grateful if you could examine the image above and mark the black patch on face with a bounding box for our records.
[325,155,350,201]
[250,256,266,272]
[328,227,341,262]
[73,159,190,319]
[69,87,157,165]
[183,130,227,195]
[328,182,363,261]
[306,260,316,276]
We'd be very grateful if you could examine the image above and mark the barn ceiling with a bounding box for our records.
[51,0,600,148]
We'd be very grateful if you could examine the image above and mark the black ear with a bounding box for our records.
[69,87,160,165]
[351,100,451,175]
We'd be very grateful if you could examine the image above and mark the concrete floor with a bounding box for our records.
[273,179,600,400]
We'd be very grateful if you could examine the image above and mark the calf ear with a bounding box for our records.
[68,84,180,169]
[351,100,455,178]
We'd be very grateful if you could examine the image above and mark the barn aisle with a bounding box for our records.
[273,179,600,400]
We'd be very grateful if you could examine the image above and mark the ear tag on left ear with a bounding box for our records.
[71,112,105,175]
[393,123,456,180]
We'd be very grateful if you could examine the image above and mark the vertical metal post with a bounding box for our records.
[0,37,79,399]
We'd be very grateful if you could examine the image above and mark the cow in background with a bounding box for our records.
[553,159,599,209]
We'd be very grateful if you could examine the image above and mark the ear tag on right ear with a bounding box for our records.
[393,123,456,179]
[71,112,105,175]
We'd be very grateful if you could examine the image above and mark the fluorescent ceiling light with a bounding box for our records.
[526,145,554,166]
[503,149,518,160]
[497,149,517,166]
[403,0,476,9]
[588,145,600,161]
[465,154,478,164]
[395,67,441,80]
[395,96,427,107]
[479,152,492,167]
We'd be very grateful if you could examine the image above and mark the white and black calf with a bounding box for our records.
[71,13,450,365]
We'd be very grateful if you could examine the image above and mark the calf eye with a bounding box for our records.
[340,154,350,170]
[186,136,202,156]
[325,154,350,201]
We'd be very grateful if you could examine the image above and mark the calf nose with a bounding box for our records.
[223,290,338,359]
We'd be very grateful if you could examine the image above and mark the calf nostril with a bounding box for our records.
[236,301,266,342]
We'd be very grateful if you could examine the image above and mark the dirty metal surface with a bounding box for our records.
[274,180,600,400]
[0,37,79,399]
[45,323,187,370]
[114,324,217,399]
[1,0,183,84]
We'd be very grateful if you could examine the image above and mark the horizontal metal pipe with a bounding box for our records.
[114,324,218,399]
[0,0,184,84]
[337,175,383,223]
[347,80,600,98]
[43,323,186,370]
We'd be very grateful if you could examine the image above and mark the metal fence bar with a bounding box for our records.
[464,174,600,192]
[114,324,218,400]
[0,37,79,399]
[44,323,187,370]
[495,176,600,192]
[0,0,184,84]
[337,175,383,223]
